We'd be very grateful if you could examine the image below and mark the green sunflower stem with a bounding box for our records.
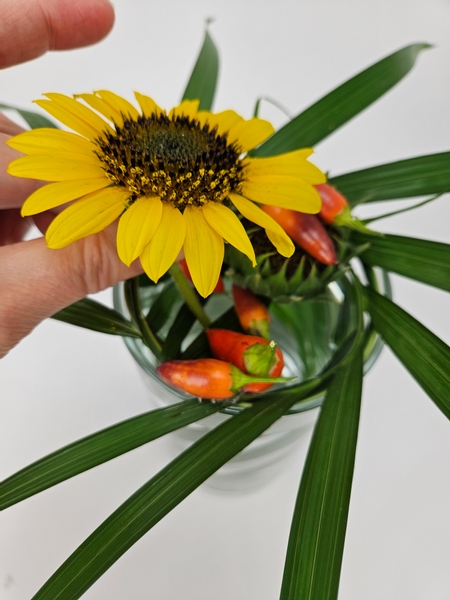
[124,278,164,360]
[169,262,212,329]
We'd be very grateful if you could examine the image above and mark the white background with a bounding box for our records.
[2,0,450,598]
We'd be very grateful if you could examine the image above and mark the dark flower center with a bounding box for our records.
[95,113,244,210]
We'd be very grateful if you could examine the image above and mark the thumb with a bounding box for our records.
[0,224,142,357]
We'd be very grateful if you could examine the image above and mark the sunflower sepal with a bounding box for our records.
[224,230,365,304]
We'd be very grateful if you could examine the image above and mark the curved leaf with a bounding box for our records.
[280,350,363,600]
[353,232,450,292]
[182,26,219,110]
[0,400,220,510]
[252,43,430,156]
[366,287,450,419]
[31,380,320,600]
[0,102,58,129]
[161,302,197,360]
[51,298,142,338]
[329,152,450,205]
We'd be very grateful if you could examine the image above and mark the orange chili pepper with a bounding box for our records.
[206,329,284,393]
[157,358,290,400]
[232,284,270,339]
[179,258,224,293]
[315,183,349,224]
[262,205,337,265]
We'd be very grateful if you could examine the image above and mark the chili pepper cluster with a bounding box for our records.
[157,184,349,400]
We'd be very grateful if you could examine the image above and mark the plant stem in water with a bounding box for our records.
[169,262,211,328]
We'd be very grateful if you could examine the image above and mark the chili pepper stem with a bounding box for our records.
[334,206,382,235]
[229,364,294,391]
[169,262,212,328]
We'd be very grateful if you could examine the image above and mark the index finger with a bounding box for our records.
[0,0,115,69]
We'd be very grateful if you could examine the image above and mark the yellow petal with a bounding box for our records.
[183,206,224,297]
[229,193,294,257]
[227,117,275,152]
[169,99,200,120]
[34,100,105,141]
[134,92,164,118]
[45,187,128,248]
[244,149,326,184]
[241,176,322,214]
[203,202,256,266]
[117,195,163,266]
[8,154,106,181]
[21,179,111,216]
[196,109,242,136]
[6,128,94,156]
[43,93,113,136]
[94,90,140,126]
[140,204,186,282]
[75,93,121,124]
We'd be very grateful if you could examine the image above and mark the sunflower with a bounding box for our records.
[7,91,326,296]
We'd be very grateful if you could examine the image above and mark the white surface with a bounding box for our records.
[2,0,450,598]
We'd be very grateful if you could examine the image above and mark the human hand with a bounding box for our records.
[0,0,143,358]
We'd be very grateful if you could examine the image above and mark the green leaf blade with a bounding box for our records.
[0,102,58,129]
[0,400,220,510]
[162,302,197,360]
[366,288,450,419]
[353,232,450,292]
[252,43,430,157]
[182,27,219,111]
[280,351,363,600]
[329,152,450,205]
[31,381,319,600]
[51,297,142,338]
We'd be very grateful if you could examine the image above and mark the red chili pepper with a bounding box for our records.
[232,284,270,339]
[262,205,337,265]
[206,329,284,393]
[157,358,290,400]
[179,258,224,293]
[315,183,349,224]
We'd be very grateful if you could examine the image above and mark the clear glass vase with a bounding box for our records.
[113,267,390,490]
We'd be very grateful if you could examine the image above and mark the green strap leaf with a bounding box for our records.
[31,380,319,600]
[146,281,181,333]
[366,287,450,419]
[352,232,450,292]
[280,351,363,600]
[252,43,430,157]
[124,278,163,359]
[161,302,197,360]
[0,400,220,510]
[51,298,142,338]
[182,25,219,111]
[0,102,58,129]
[329,152,450,205]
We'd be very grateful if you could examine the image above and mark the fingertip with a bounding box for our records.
[48,0,115,50]
[0,0,116,69]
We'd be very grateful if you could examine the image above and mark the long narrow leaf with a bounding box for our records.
[366,287,450,419]
[51,298,142,339]
[0,102,57,129]
[280,351,363,600]
[32,380,320,600]
[162,303,197,360]
[0,400,220,510]
[329,152,450,205]
[182,26,219,110]
[146,281,181,333]
[252,43,430,156]
[352,232,450,292]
